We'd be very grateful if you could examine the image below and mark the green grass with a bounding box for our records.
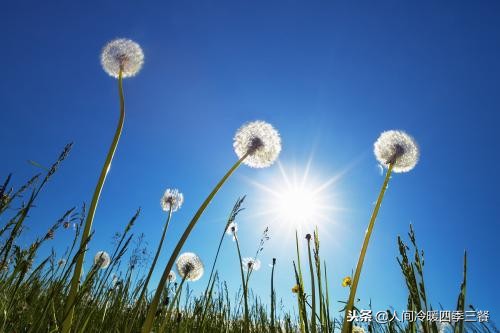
[0,147,497,333]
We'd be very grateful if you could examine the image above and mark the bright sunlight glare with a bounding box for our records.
[247,157,346,234]
[276,184,323,226]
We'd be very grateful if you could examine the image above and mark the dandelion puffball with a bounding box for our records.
[226,222,238,235]
[160,188,184,212]
[176,252,204,282]
[233,120,281,168]
[101,38,144,78]
[167,270,177,283]
[374,130,419,173]
[94,251,111,269]
[242,257,261,272]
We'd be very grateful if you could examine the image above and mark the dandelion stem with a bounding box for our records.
[341,162,394,333]
[62,68,125,333]
[141,153,248,333]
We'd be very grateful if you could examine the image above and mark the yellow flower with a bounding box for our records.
[342,276,352,287]
[291,285,300,293]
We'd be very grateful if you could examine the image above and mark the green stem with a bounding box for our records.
[62,69,125,333]
[342,162,394,333]
[127,208,173,333]
[234,233,249,333]
[295,231,306,333]
[141,154,248,333]
[306,237,316,333]
[159,277,187,333]
[270,259,276,333]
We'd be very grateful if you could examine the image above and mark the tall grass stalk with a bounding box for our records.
[270,258,276,333]
[62,68,125,333]
[127,208,173,332]
[305,234,317,333]
[454,251,467,333]
[200,196,245,330]
[233,231,250,333]
[293,261,309,333]
[342,162,394,333]
[313,228,326,332]
[141,153,248,333]
[295,230,306,333]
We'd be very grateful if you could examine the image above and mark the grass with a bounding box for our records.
[0,150,497,333]
[0,55,495,332]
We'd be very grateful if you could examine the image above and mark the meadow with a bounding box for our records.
[0,39,496,333]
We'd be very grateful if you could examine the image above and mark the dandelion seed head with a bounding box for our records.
[168,270,177,283]
[233,120,281,168]
[160,188,184,212]
[242,257,261,272]
[101,38,144,78]
[176,252,204,282]
[94,251,111,269]
[226,222,238,236]
[374,130,419,173]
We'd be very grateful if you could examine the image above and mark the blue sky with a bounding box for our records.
[1,0,499,321]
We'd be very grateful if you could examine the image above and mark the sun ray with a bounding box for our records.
[246,157,347,236]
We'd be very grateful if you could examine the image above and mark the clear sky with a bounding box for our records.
[1,0,499,321]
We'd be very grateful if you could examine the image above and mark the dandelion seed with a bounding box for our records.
[342,276,352,287]
[242,257,261,272]
[374,130,419,173]
[226,222,238,235]
[94,251,111,269]
[101,38,144,78]
[176,252,204,282]
[233,120,282,168]
[167,270,177,283]
[160,188,184,212]
[291,285,300,293]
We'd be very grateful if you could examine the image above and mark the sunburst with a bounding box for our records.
[246,155,347,239]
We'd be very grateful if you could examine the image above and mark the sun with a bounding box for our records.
[246,157,345,234]
[275,183,325,227]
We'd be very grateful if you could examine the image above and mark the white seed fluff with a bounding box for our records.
[226,222,238,235]
[176,252,204,282]
[242,257,261,272]
[160,188,184,212]
[233,120,282,168]
[167,270,177,283]
[374,130,419,173]
[94,251,111,269]
[101,38,144,78]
